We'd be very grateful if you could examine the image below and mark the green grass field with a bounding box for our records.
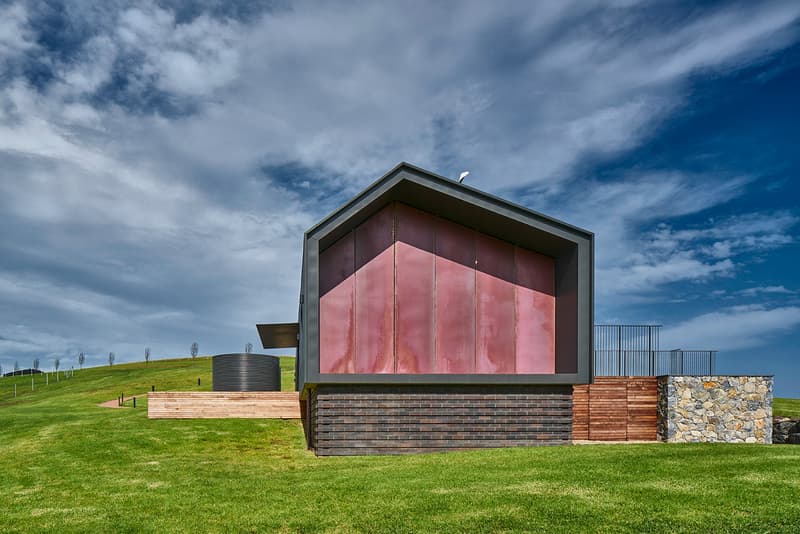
[1,359,799,533]
[774,397,800,418]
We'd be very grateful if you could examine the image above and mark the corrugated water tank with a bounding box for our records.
[212,353,281,391]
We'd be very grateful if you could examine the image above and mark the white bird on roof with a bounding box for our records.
[458,171,469,183]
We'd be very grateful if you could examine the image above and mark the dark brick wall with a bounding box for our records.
[308,384,573,455]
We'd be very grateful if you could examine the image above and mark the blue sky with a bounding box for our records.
[0,1,798,396]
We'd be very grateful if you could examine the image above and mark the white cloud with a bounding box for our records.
[114,5,242,97]
[0,1,799,368]
[661,305,800,351]
[738,286,795,297]
[0,3,34,61]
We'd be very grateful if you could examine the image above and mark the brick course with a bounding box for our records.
[308,385,573,455]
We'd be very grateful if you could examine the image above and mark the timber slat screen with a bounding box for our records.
[594,324,716,376]
[573,377,658,441]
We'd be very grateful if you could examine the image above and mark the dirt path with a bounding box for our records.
[97,393,148,408]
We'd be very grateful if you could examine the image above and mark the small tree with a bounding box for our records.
[33,358,40,370]
[54,358,60,373]
[190,342,198,363]
[108,352,115,367]
[145,347,151,366]
[245,342,253,354]
[78,352,85,369]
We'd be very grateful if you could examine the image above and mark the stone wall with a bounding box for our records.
[773,417,800,444]
[657,376,773,444]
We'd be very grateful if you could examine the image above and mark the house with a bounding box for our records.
[258,162,594,455]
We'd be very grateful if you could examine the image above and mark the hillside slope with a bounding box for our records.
[1,359,799,532]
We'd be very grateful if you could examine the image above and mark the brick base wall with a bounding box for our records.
[308,385,573,455]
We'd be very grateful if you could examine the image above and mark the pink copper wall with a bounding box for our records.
[319,203,556,375]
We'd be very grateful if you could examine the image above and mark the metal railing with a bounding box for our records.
[593,324,716,377]
[593,349,716,377]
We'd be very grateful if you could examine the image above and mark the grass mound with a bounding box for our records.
[1,360,799,532]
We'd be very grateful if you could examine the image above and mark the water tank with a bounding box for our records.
[212,353,281,391]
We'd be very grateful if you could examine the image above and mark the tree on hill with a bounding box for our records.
[54,358,60,373]
[78,352,85,369]
[145,347,151,366]
[108,352,115,367]
[245,342,253,354]
[33,358,39,370]
[190,342,198,363]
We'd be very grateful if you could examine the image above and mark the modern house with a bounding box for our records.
[258,162,595,454]
[148,162,771,450]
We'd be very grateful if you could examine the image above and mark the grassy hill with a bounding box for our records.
[775,397,800,418]
[1,359,799,533]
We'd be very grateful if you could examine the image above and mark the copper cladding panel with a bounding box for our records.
[318,202,558,377]
[319,233,355,373]
[475,234,516,373]
[514,247,556,373]
[395,205,436,373]
[354,205,395,373]
[434,218,476,373]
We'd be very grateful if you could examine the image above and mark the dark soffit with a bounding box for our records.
[257,322,299,349]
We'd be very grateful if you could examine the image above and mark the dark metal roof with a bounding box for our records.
[257,322,299,349]
[306,162,593,250]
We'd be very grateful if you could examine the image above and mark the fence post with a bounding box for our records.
[133,397,136,409]
[32,378,34,391]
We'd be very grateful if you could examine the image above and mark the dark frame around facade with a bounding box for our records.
[297,162,594,394]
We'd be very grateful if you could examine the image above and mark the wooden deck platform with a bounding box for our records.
[147,391,301,419]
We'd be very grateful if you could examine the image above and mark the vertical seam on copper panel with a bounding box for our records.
[473,229,477,374]
[512,245,517,374]
[392,203,397,374]
[432,215,437,373]
[352,229,357,374]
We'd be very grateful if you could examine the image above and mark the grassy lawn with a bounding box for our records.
[775,397,800,418]
[1,360,799,533]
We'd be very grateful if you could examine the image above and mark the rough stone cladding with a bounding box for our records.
[309,385,573,455]
[657,376,773,444]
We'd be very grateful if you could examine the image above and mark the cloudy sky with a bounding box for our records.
[1,1,798,395]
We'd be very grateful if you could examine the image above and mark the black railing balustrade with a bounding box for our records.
[593,325,716,377]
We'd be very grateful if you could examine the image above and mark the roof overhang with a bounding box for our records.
[257,322,299,349]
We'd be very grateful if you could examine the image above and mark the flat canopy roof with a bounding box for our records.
[257,322,299,349]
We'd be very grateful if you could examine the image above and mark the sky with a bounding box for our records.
[0,1,798,396]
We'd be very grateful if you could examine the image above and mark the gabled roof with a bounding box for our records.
[306,162,592,256]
